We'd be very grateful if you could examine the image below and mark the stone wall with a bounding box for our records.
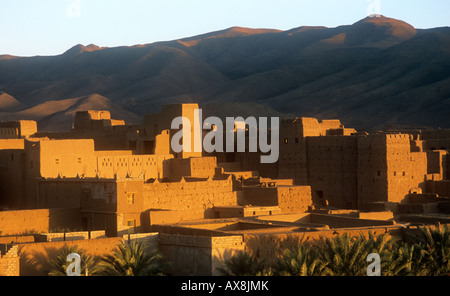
[114,178,237,235]
[18,237,123,276]
[143,178,237,217]
[158,233,245,276]
[243,185,312,213]
[307,135,358,208]
[0,244,19,276]
[0,208,81,236]
[35,231,106,242]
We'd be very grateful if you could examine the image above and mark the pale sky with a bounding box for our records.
[0,0,449,57]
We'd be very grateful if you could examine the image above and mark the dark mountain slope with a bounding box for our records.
[0,16,449,131]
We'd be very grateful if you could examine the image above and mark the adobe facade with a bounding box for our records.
[0,103,449,276]
[0,120,37,139]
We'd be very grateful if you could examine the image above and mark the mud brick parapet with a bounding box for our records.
[35,231,107,242]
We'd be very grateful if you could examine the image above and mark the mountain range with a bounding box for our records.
[0,16,449,132]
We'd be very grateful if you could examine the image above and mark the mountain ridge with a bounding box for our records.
[0,16,449,131]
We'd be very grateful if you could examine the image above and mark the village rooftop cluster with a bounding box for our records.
[0,103,449,276]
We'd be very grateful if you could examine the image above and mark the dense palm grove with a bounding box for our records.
[219,224,450,277]
[48,224,449,276]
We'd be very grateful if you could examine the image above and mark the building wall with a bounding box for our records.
[38,179,119,234]
[0,208,81,236]
[0,150,25,209]
[73,110,124,130]
[358,135,390,208]
[142,178,236,213]
[96,152,173,179]
[276,186,313,213]
[278,118,353,186]
[0,121,37,139]
[243,186,312,213]
[358,134,429,208]
[307,136,358,208]
[8,138,173,209]
[144,103,202,159]
[18,237,123,276]
[427,180,450,198]
[0,140,26,208]
[0,245,19,276]
[112,178,236,236]
[427,150,448,180]
[158,233,245,276]
[0,139,25,150]
[38,139,97,179]
[385,135,428,204]
[278,119,309,185]
[168,157,217,181]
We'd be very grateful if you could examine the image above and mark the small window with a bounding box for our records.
[108,193,113,204]
[377,171,381,177]
[284,138,289,144]
[55,159,60,165]
[295,138,299,144]
[394,171,397,176]
[127,193,135,205]
[127,220,136,227]
[78,158,82,164]
[402,171,406,176]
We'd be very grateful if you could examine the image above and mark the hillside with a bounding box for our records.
[0,92,27,112]
[0,15,449,131]
[0,93,141,131]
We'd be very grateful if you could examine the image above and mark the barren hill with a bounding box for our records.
[0,16,449,131]
[0,92,27,112]
[0,94,141,131]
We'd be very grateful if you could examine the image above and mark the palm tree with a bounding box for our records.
[384,241,428,276]
[274,244,327,276]
[317,233,372,276]
[217,251,267,276]
[48,244,98,276]
[418,224,450,276]
[97,240,166,276]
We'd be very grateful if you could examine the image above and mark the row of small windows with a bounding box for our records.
[104,157,156,162]
[376,170,410,177]
[54,158,82,165]
[29,158,159,169]
[284,138,300,144]
[101,161,157,167]
[393,171,407,177]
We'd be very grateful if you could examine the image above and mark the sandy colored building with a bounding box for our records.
[0,121,37,139]
[0,103,449,276]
